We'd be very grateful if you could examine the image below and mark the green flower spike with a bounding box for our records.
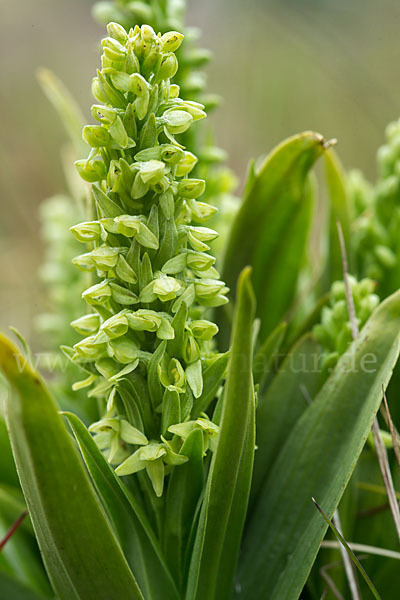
[70,22,229,495]
[313,276,379,370]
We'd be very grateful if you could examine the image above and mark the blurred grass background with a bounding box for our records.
[2,0,400,337]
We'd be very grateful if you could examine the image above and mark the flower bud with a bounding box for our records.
[72,253,96,272]
[109,336,140,364]
[138,160,165,184]
[161,31,184,53]
[90,245,122,270]
[190,320,219,341]
[75,158,107,182]
[102,37,127,62]
[83,281,112,305]
[83,125,110,148]
[157,53,178,81]
[163,109,193,134]
[161,145,185,164]
[188,199,217,221]
[176,152,198,176]
[178,179,206,199]
[153,276,183,301]
[74,335,107,360]
[71,313,101,335]
[129,73,149,96]
[70,221,102,243]
[101,312,129,339]
[187,251,215,272]
[107,22,128,44]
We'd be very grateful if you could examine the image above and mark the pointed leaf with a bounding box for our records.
[0,334,143,600]
[185,267,256,600]
[238,289,400,599]
[222,132,326,339]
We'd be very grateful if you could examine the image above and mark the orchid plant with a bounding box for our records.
[1,2,400,600]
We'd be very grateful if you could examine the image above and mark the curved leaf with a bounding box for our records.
[222,131,327,339]
[238,289,400,599]
[0,334,143,600]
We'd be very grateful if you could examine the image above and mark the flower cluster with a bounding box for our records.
[352,120,400,296]
[66,22,229,496]
[313,276,379,370]
[93,0,239,259]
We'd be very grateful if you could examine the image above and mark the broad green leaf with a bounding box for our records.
[324,147,354,284]
[164,429,204,590]
[250,334,324,507]
[0,571,48,600]
[222,132,327,339]
[63,411,180,600]
[185,267,256,600]
[238,289,400,599]
[0,334,143,600]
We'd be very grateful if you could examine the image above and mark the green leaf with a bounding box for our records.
[253,321,287,387]
[164,429,204,590]
[222,132,326,339]
[63,411,179,600]
[212,388,255,600]
[238,289,400,599]
[324,147,354,284]
[0,334,143,600]
[0,416,19,488]
[185,267,256,600]
[250,334,324,506]
[0,571,48,600]
[0,485,51,598]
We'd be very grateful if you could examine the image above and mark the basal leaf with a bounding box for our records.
[238,289,400,599]
[185,267,256,600]
[0,334,143,600]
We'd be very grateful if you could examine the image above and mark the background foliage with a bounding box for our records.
[3,0,400,336]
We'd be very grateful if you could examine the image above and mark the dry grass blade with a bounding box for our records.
[332,511,361,600]
[371,417,400,542]
[320,561,345,600]
[381,386,400,473]
[0,510,28,551]
[312,498,382,600]
[321,541,400,561]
